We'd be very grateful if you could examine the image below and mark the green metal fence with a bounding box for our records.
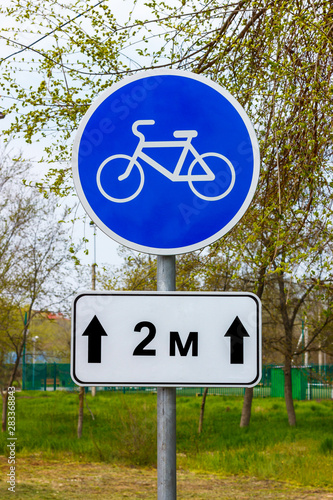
[18,363,333,400]
[22,363,76,391]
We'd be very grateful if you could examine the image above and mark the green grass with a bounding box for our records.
[0,391,332,489]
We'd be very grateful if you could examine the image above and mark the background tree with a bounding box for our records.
[0,151,77,431]
[0,146,36,380]
[26,312,71,363]
[1,0,332,428]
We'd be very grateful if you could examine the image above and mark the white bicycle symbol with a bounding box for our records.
[96,120,236,203]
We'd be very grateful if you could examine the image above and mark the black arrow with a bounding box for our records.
[82,315,108,363]
[224,316,250,364]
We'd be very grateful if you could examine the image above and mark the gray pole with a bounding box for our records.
[91,222,96,397]
[91,221,97,292]
[157,255,177,500]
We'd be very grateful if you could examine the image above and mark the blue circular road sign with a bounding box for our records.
[72,70,260,255]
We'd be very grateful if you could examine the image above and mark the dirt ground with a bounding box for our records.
[1,456,333,499]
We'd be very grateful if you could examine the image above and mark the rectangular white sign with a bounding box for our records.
[71,291,261,387]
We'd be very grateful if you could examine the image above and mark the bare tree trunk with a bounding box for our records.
[282,306,296,426]
[77,386,84,438]
[198,388,208,434]
[239,272,266,427]
[2,323,29,432]
[276,271,297,426]
[240,387,253,427]
[284,355,296,426]
[1,391,8,433]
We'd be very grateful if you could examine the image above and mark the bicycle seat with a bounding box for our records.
[173,130,198,139]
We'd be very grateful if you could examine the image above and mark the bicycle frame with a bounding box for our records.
[119,120,215,182]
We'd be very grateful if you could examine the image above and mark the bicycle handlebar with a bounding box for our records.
[173,130,198,139]
[131,120,198,142]
[132,120,155,138]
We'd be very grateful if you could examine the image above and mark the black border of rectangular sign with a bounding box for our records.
[71,291,261,387]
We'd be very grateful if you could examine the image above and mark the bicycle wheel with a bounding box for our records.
[96,154,144,203]
[188,153,236,201]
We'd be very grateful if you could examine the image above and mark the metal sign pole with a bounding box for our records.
[157,255,176,500]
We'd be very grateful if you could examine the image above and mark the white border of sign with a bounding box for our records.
[71,291,262,388]
[72,69,260,255]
